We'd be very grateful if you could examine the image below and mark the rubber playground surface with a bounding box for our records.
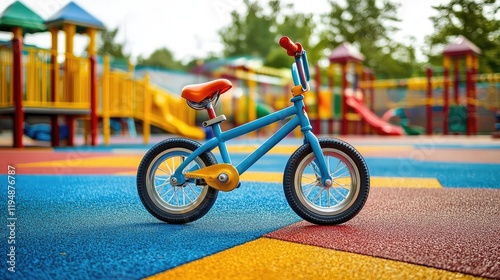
[1,135,499,279]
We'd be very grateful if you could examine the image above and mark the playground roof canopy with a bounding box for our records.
[329,42,365,64]
[45,1,105,33]
[443,35,481,57]
[0,1,46,34]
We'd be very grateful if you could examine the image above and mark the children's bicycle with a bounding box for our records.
[137,37,370,225]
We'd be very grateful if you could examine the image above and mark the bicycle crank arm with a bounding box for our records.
[184,164,240,192]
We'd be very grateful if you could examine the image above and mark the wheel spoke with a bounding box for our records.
[157,166,170,175]
[331,162,347,177]
[163,158,174,174]
[187,184,200,196]
[302,174,317,181]
[175,187,180,206]
[309,161,321,178]
[161,186,175,199]
[165,187,178,204]
[302,181,317,197]
[155,175,170,181]
[311,188,323,204]
[330,186,347,200]
[327,189,330,207]
[328,189,341,203]
[181,187,194,204]
[333,170,350,180]
[331,158,342,177]
[155,179,170,194]
[331,178,350,189]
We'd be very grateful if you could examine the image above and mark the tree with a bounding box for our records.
[218,0,320,69]
[218,0,424,78]
[97,28,128,59]
[272,8,319,68]
[219,0,278,59]
[426,0,500,73]
[136,48,184,70]
[321,0,422,78]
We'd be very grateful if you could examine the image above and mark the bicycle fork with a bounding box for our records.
[293,95,333,187]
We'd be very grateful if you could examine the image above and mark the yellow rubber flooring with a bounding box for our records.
[148,238,480,280]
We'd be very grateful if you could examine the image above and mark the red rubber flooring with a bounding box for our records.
[266,188,500,279]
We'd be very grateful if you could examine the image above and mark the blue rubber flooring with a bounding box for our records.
[0,175,299,280]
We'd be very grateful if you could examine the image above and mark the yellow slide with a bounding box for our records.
[149,91,205,140]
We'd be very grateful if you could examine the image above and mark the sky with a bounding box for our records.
[0,0,450,63]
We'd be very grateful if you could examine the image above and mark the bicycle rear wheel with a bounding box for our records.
[137,138,218,224]
[283,138,370,225]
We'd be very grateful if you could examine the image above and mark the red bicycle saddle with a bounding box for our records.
[181,79,233,103]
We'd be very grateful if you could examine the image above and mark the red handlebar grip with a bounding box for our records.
[279,36,302,56]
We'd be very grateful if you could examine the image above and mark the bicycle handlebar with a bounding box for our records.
[279,36,303,56]
[280,36,310,92]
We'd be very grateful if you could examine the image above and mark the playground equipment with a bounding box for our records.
[442,36,480,135]
[0,1,204,148]
[136,37,370,225]
[100,57,206,143]
[328,42,367,135]
[1,2,499,147]
[345,90,403,135]
[381,108,424,136]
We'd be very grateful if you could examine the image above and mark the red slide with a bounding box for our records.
[345,93,404,136]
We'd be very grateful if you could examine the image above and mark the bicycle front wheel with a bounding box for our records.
[283,138,370,225]
[137,138,218,224]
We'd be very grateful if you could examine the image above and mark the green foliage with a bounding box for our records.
[218,0,320,69]
[321,0,424,78]
[321,0,400,47]
[219,0,277,58]
[275,9,319,66]
[96,27,186,71]
[97,28,128,59]
[136,48,184,70]
[426,0,500,73]
[218,0,427,78]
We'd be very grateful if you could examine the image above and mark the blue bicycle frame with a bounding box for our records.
[172,50,332,186]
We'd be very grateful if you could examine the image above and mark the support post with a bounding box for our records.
[471,56,478,134]
[12,27,24,148]
[453,58,460,106]
[143,74,151,144]
[465,54,477,135]
[340,62,348,135]
[356,63,365,135]
[64,23,76,146]
[443,56,450,135]
[49,27,60,147]
[327,64,335,134]
[88,28,98,146]
[426,67,433,135]
[369,72,375,111]
[102,56,110,145]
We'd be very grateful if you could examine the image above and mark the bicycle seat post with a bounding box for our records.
[201,101,231,163]
[205,103,217,119]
